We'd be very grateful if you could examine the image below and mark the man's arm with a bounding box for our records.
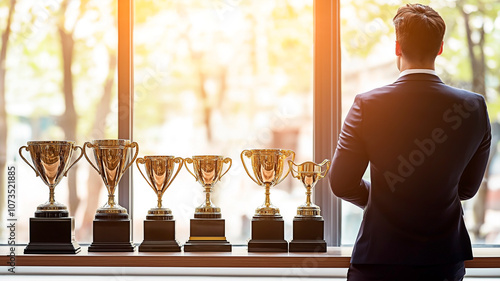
[328,95,370,208]
[458,99,491,200]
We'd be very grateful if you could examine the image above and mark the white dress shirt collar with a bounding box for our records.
[398,69,437,78]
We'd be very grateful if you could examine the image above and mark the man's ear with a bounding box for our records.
[395,41,402,56]
[437,41,444,56]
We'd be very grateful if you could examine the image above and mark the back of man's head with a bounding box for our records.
[393,4,446,63]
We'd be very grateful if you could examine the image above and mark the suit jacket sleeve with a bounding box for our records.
[458,98,492,200]
[328,95,370,208]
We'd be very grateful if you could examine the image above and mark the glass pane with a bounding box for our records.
[133,0,313,245]
[0,0,118,243]
[341,0,499,245]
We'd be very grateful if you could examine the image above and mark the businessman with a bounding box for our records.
[328,4,491,281]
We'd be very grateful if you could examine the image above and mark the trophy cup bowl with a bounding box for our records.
[83,139,138,220]
[136,156,183,220]
[289,159,331,219]
[184,155,232,218]
[19,141,83,218]
[240,149,295,218]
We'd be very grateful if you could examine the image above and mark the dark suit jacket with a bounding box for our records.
[328,73,491,265]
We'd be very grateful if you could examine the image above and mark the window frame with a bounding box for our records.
[117,0,134,221]
[313,0,341,246]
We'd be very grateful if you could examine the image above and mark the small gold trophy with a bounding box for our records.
[83,139,138,252]
[241,148,295,252]
[288,159,330,252]
[19,140,83,254]
[183,155,232,252]
[136,156,183,252]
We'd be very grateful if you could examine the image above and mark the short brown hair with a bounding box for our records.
[393,4,446,62]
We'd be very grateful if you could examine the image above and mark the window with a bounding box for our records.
[1,0,336,246]
[4,0,493,250]
[132,0,314,245]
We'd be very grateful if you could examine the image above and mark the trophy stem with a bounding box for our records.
[305,186,312,207]
[49,187,56,205]
[194,185,221,219]
[108,194,116,207]
[157,195,163,208]
[205,186,212,206]
[264,183,271,208]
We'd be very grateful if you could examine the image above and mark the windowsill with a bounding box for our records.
[1,246,500,268]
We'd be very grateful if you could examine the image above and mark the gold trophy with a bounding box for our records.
[241,148,295,252]
[84,139,139,219]
[288,159,330,252]
[183,155,232,252]
[136,156,183,252]
[19,140,83,254]
[83,139,138,252]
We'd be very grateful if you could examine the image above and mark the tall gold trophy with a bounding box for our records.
[241,149,295,252]
[288,159,330,252]
[83,139,138,252]
[136,156,183,252]
[19,141,83,254]
[183,155,232,252]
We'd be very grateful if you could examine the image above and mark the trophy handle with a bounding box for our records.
[136,157,155,191]
[165,157,184,190]
[19,146,39,177]
[220,157,232,179]
[318,159,331,179]
[64,145,84,177]
[83,142,100,175]
[276,149,295,185]
[183,158,198,181]
[122,141,139,174]
[288,160,300,179]
[240,150,259,185]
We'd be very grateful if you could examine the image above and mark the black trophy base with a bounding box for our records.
[247,240,288,252]
[88,219,135,252]
[139,240,181,252]
[139,220,180,252]
[183,218,231,252]
[289,218,327,252]
[289,240,327,252]
[248,216,288,252]
[24,217,80,254]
